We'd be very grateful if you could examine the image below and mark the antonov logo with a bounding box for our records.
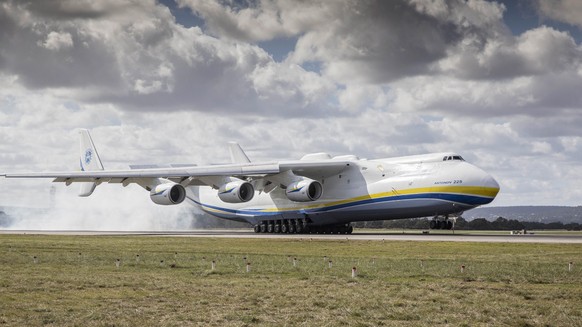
[84,149,93,165]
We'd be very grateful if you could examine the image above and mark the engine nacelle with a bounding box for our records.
[150,183,186,205]
[285,179,323,202]
[218,180,254,203]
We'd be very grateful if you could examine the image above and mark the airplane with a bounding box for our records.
[2,129,500,234]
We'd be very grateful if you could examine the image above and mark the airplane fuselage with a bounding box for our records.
[189,152,499,227]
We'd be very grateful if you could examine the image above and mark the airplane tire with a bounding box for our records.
[429,220,437,229]
[260,224,267,233]
[254,225,261,233]
[289,223,296,234]
[281,224,288,234]
[274,224,281,233]
[267,224,274,233]
[296,224,303,234]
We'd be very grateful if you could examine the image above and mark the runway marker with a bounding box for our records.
[33,256,38,264]
[293,257,297,267]
[569,262,573,272]
[329,260,333,269]
[160,260,165,267]
[324,256,327,262]
[461,265,465,273]
[211,260,216,270]
[246,262,251,273]
[352,266,357,278]
[115,258,120,269]
[136,254,140,264]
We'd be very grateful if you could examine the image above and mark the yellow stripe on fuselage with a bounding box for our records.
[257,185,499,213]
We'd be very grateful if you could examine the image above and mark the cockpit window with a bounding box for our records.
[443,155,465,161]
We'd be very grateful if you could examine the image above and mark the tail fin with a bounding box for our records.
[78,129,104,197]
[228,142,251,163]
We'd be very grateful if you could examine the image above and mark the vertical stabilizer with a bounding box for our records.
[78,129,104,197]
[228,142,251,163]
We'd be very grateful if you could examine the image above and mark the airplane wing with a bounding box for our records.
[2,129,351,200]
[3,160,349,187]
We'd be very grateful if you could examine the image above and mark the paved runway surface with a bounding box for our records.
[1,229,581,243]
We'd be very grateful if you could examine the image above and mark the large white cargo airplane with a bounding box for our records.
[3,130,499,234]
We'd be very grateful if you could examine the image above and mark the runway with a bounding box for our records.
[1,229,581,243]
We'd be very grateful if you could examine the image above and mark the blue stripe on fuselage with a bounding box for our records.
[188,192,492,218]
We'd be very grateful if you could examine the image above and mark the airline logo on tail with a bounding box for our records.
[84,149,93,165]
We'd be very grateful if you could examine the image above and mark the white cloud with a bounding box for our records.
[40,31,74,50]
[537,0,582,28]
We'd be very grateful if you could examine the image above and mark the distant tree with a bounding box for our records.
[468,218,492,230]
[454,217,468,229]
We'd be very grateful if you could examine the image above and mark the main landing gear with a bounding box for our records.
[253,219,353,234]
[429,216,453,230]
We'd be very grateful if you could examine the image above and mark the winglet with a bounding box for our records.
[228,142,251,163]
[78,129,104,197]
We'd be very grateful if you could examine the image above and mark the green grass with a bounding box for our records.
[1,235,581,326]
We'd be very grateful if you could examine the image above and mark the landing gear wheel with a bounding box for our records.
[254,225,261,233]
[288,223,296,234]
[260,224,267,233]
[295,224,304,234]
[281,224,288,234]
[429,220,437,229]
[347,226,353,234]
[446,220,453,230]
[274,224,281,233]
[267,224,274,233]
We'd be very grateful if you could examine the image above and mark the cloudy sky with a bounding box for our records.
[1,0,582,228]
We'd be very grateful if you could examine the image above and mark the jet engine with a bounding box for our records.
[150,183,186,205]
[285,179,323,202]
[218,180,254,203]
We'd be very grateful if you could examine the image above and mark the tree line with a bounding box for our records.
[353,217,582,231]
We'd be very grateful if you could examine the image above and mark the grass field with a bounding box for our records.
[1,235,581,326]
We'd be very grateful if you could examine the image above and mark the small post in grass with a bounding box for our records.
[33,256,38,264]
[115,258,121,269]
[293,257,297,267]
[136,254,140,264]
[420,260,424,269]
[569,262,573,272]
[246,262,251,273]
[211,260,216,271]
[461,265,465,273]
[352,266,357,278]
[323,256,327,262]
[328,260,333,269]
[160,260,165,267]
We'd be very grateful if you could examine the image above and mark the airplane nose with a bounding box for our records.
[469,164,500,203]
[482,173,500,191]
[452,162,500,204]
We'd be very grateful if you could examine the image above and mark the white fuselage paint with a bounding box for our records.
[187,153,500,226]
